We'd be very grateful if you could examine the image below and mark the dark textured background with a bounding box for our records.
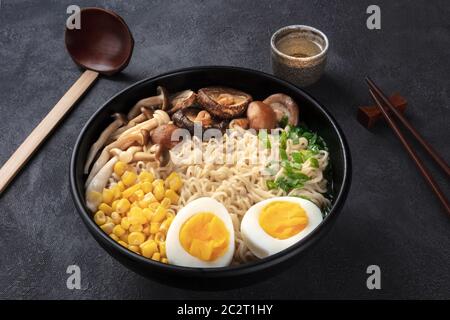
[0,0,449,299]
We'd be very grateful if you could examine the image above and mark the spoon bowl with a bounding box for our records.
[65,7,134,75]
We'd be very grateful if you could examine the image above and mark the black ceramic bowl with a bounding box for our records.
[70,66,351,289]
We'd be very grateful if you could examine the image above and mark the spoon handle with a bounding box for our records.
[0,70,99,194]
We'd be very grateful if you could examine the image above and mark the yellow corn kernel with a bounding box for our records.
[135,189,145,200]
[102,188,114,205]
[129,206,143,215]
[86,191,102,207]
[143,226,150,236]
[160,197,171,208]
[121,217,131,230]
[111,211,121,224]
[110,233,119,241]
[149,202,160,210]
[153,184,165,201]
[142,208,155,221]
[129,189,144,203]
[94,211,106,225]
[118,240,128,247]
[141,181,153,194]
[165,189,179,204]
[144,193,158,204]
[122,184,141,198]
[143,208,153,221]
[152,206,166,223]
[151,252,161,261]
[119,232,129,243]
[111,185,122,200]
[98,203,113,215]
[139,171,154,183]
[138,199,150,209]
[160,216,173,232]
[105,216,113,224]
[128,205,145,218]
[117,181,126,191]
[166,172,182,192]
[122,171,137,187]
[161,258,168,264]
[150,222,160,234]
[128,232,145,246]
[128,245,140,254]
[100,222,114,234]
[140,240,158,258]
[129,224,143,232]
[113,225,126,237]
[114,161,127,177]
[111,199,119,212]
[128,207,147,225]
[159,242,166,257]
[152,178,164,188]
[116,198,130,214]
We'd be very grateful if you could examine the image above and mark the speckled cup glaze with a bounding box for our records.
[271,25,328,87]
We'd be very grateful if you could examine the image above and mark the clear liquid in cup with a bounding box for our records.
[276,33,323,58]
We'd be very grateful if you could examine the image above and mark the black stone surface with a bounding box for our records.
[0,0,449,299]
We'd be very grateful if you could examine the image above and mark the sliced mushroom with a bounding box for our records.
[167,90,197,115]
[229,118,249,130]
[109,107,154,142]
[247,101,278,130]
[150,124,180,149]
[132,151,155,162]
[154,145,171,167]
[117,146,143,163]
[130,146,170,167]
[141,107,154,119]
[118,110,170,139]
[197,86,252,119]
[110,146,143,162]
[172,107,228,134]
[127,86,169,119]
[84,113,126,174]
[128,112,147,124]
[263,93,299,126]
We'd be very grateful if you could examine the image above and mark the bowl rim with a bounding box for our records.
[70,65,351,277]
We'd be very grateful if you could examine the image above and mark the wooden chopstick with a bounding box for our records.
[366,77,450,177]
[366,84,450,215]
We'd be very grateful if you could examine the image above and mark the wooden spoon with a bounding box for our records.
[0,7,134,194]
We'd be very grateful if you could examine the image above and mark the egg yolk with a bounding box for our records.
[259,201,308,239]
[179,212,229,261]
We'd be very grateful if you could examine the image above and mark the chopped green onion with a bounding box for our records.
[279,115,289,128]
[258,130,271,149]
[280,131,287,149]
[279,148,288,161]
[309,157,319,168]
[292,151,303,163]
[266,180,277,190]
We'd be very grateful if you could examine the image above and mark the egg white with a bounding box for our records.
[241,197,323,258]
[166,197,235,268]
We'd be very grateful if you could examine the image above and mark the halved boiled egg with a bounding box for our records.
[241,197,323,258]
[166,197,235,268]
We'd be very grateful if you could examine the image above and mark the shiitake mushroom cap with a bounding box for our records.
[172,107,228,134]
[247,101,278,130]
[150,124,180,149]
[197,86,252,119]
